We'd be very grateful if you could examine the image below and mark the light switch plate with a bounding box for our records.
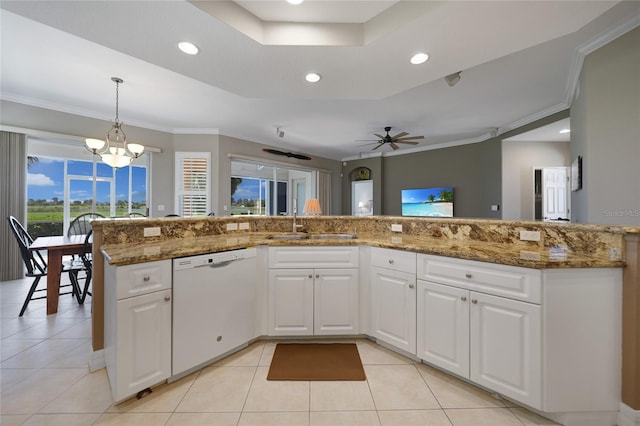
[520,230,541,241]
[144,227,161,237]
[391,224,403,232]
[226,223,238,231]
[239,222,250,230]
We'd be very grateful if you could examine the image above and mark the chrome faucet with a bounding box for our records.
[292,199,303,233]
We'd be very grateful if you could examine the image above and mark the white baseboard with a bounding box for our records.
[89,349,105,372]
[619,403,640,426]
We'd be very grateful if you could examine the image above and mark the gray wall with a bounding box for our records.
[571,27,640,226]
[502,141,570,220]
[381,139,503,218]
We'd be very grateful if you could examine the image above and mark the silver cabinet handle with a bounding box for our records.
[164,296,171,302]
[409,284,414,289]
[461,296,467,302]
[143,276,150,282]
[465,273,472,279]
[388,259,394,264]
[308,274,313,278]
[471,299,478,304]
[316,274,320,278]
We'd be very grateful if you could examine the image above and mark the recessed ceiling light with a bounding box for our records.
[559,129,571,134]
[287,0,304,4]
[410,52,429,65]
[178,41,199,55]
[305,72,321,83]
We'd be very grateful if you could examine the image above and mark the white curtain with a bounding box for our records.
[1,131,27,281]
[318,171,332,215]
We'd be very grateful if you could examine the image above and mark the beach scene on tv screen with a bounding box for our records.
[401,187,454,217]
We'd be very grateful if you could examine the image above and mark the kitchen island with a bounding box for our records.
[91,216,639,425]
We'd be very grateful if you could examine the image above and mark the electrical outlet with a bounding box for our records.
[157,204,165,212]
[391,224,403,232]
[239,222,250,230]
[226,223,238,231]
[143,227,161,237]
[519,230,541,241]
[491,204,500,212]
[519,251,541,261]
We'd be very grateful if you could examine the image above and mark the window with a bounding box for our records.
[230,158,315,216]
[175,152,210,217]
[27,138,148,237]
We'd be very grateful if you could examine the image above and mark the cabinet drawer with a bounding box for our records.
[371,247,416,273]
[268,246,359,269]
[417,254,541,304]
[115,259,172,300]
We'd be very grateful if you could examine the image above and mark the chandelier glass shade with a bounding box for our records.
[85,77,144,168]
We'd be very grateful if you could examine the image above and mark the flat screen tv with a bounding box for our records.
[401,187,454,217]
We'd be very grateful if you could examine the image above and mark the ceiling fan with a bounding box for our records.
[262,148,311,160]
[361,126,424,151]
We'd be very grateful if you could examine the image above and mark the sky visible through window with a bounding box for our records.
[27,157,146,202]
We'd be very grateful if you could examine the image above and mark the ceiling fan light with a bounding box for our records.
[559,129,571,134]
[305,72,321,83]
[410,52,429,65]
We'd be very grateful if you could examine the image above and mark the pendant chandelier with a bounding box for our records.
[85,77,144,168]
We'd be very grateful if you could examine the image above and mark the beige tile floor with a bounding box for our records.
[1,276,559,425]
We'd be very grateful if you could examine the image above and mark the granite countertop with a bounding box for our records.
[101,231,624,269]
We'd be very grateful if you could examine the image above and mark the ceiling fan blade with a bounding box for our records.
[263,148,286,156]
[390,143,399,150]
[371,143,384,151]
[395,135,424,141]
[394,141,419,145]
[391,132,408,139]
[289,153,312,160]
[358,142,379,147]
[373,133,385,140]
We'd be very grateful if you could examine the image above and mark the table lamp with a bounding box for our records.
[303,198,322,215]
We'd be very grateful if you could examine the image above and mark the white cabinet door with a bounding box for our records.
[371,266,416,354]
[114,289,172,402]
[470,291,541,409]
[417,280,469,378]
[268,269,314,336]
[314,269,360,335]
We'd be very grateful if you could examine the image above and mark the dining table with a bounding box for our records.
[29,234,90,315]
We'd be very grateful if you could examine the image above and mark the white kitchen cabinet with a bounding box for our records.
[268,268,314,336]
[314,268,359,335]
[370,247,417,354]
[267,268,359,336]
[416,280,469,378]
[470,291,541,408]
[416,279,541,408]
[267,247,360,336]
[104,259,172,403]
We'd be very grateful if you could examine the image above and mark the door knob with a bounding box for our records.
[465,273,472,279]
[461,296,467,302]
[409,284,414,289]
[471,299,478,304]
[164,296,171,302]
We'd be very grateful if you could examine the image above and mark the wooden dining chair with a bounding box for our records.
[69,230,93,304]
[67,212,105,236]
[6,216,85,316]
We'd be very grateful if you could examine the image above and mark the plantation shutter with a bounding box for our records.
[175,152,210,217]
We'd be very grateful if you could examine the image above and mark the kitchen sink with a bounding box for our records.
[267,233,357,240]
[308,233,358,240]
[267,233,308,240]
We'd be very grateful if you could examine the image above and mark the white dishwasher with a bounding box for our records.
[172,248,257,376]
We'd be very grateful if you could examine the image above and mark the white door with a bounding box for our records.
[115,289,172,402]
[268,269,314,336]
[470,291,541,409]
[542,167,569,221]
[417,281,470,378]
[371,266,416,354]
[314,269,359,335]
